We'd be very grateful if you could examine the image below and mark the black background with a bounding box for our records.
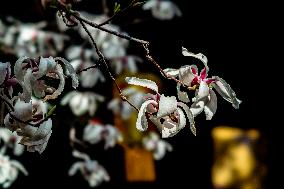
[0,0,280,188]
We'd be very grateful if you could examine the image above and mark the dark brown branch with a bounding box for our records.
[76,64,98,74]
[77,18,139,112]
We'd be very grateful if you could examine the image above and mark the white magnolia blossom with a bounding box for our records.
[0,148,28,188]
[4,98,52,154]
[83,120,122,149]
[164,47,241,120]
[66,46,105,88]
[78,13,129,59]
[0,128,24,156]
[1,19,68,58]
[143,132,173,160]
[69,150,110,187]
[14,56,78,102]
[108,87,145,120]
[110,55,142,75]
[143,0,182,20]
[61,91,105,116]
[125,77,196,137]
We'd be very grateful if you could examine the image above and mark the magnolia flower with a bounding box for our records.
[0,128,24,156]
[4,98,52,154]
[164,47,241,120]
[0,62,18,98]
[66,46,105,88]
[0,148,28,188]
[14,56,78,102]
[83,120,122,149]
[143,132,173,160]
[108,87,145,120]
[68,150,110,187]
[61,91,104,116]
[1,19,68,58]
[110,55,142,75]
[143,0,182,20]
[126,77,196,137]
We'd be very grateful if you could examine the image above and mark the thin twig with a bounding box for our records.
[77,18,139,112]
[98,0,137,27]
[76,64,98,74]
[68,10,148,45]
[143,44,196,91]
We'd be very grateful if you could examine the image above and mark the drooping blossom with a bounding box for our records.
[61,91,104,116]
[83,119,122,149]
[108,87,144,120]
[125,77,196,137]
[0,147,28,188]
[164,47,241,120]
[1,19,68,58]
[143,132,173,160]
[4,98,52,154]
[68,150,110,187]
[0,128,24,156]
[66,46,105,88]
[143,0,182,20]
[14,56,78,102]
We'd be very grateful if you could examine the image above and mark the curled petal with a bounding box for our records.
[136,100,157,131]
[156,95,177,118]
[68,162,84,176]
[55,57,79,88]
[190,96,208,117]
[182,47,209,72]
[177,83,190,103]
[43,64,65,101]
[204,89,218,120]
[178,102,196,136]
[179,65,196,86]
[38,57,57,79]
[163,68,179,77]
[212,76,241,109]
[14,56,29,81]
[125,77,158,93]
[19,69,33,102]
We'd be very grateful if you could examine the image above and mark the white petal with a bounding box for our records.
[177,83,190,103]
[178,102,196,136]
[55,57,79,88]
[136,100,157,131]
[43,64,65,101]
[212,76,241,109]
[125,77,158,93]
[182,47,209,71]
[14,56,29,81]
[204,89,218,120]
[60,91,77,106]
[190,96,208,117]
[156,95,177,118]
[163,68,179,77]
[179,65,196,86]
[83,124,104,144]
[197,81,209,99]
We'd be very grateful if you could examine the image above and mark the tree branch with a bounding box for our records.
[77,18,139,112]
